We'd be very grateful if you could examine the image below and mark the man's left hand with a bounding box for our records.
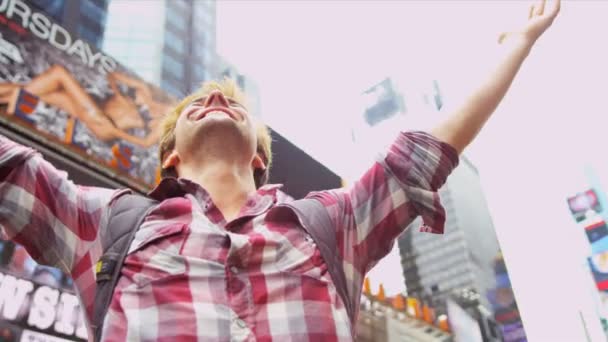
[499,0,561,46]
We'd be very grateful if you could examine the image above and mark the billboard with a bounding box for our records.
[578,213,608,254]
[0,240,86,341]
[0,0,176,191]
[588,251,608,291]
[446,299,483,342]
[567,189,601,222]
[487,254,527,341]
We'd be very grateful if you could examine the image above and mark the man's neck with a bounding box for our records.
[179,161,256,222]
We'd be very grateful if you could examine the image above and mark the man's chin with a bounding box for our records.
[192,122,252,146]
[196,114,244,129]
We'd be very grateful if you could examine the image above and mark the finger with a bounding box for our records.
[529,4,536,19]
[536,0,546,15]
[548,0,561,18]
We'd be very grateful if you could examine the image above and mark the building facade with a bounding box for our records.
[29,0,110,49]
[353,76,505,317]
[103,0,216,97]
[399,157,500,312]
[357,294,452,342]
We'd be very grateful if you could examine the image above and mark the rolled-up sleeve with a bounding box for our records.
[0,134,116,273]
[311,131,458,305]
[381,131,459,234]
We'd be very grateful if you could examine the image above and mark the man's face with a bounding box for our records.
[171,89,258,168]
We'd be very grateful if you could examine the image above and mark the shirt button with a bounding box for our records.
[235,319,246,329]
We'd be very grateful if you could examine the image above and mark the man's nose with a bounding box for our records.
[204,90,229,107]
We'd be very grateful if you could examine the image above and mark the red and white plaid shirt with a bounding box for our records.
[0,131,458,341]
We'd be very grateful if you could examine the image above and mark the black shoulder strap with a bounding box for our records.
[284,199,355,324]
[91,193,157,341]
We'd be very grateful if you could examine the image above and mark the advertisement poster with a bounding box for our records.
[488,254,527,341]
[588,252,608,291]
[0,240,86,341]
[0,0,176,191]
[567,189,601,223]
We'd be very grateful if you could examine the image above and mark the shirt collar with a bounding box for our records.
[148,177,285,207]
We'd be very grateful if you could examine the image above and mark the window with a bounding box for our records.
[78,26,100,48]
[162,80,185,98]
[194,4,213,24]
[163,55,184,79]
[165,30,186,55]
[80,17,103,36]
[172,0,190,13]
[166,8,187,32]
[193,64,208,82]
[81,0,107,24]
[30,0,65,21]
[91,0,109,8]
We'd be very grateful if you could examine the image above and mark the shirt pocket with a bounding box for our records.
[122,223,189,288]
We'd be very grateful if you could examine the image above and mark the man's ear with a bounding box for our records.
[252,154,266,172]
[162,150,181,170]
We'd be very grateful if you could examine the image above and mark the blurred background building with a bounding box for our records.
[0,1,342,340]
[399,157,500,311]
[103,0,216,97]
[354,75,521,341]
[217,58,263,118]
[357,279,452,342]
[566,166,608,338]
[29,0,110,49]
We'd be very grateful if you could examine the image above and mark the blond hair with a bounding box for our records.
[158,78,272,188]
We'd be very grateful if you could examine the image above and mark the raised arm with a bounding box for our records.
[0,135,116,272]
[311,132,459,306]
[309,0,561,311]
[431,0,560,154]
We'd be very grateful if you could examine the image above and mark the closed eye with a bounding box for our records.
[183,96,246,113]
[228,99,246,109]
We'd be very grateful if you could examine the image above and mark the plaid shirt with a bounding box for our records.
[0,131,458,341]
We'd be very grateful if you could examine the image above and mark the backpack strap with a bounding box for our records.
[282,199,355,324]
[91,193,158,341]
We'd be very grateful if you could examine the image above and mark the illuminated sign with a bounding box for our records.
[0,0,115,74]
[568,189,602,222]
[0,271,86,341]
[0,0,176,191]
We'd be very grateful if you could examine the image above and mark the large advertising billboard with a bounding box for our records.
[0,240,86,341]
[0,0,176,192]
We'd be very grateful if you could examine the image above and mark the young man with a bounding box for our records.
[0,1,560,341]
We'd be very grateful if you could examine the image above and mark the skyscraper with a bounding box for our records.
[103,0,216,97]
[398,157,501,312]
[29,0,110,49]
[354,76,504,315]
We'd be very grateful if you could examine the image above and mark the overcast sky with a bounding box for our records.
[217,1,608,340]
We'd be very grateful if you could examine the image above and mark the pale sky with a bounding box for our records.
[217,1,608,340]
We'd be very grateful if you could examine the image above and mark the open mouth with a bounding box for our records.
[191,108,237,121]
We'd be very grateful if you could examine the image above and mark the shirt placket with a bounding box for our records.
[225,232,254,341]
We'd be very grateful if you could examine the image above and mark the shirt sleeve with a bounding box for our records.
[0,134,117,273]
[309,131,459,303]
